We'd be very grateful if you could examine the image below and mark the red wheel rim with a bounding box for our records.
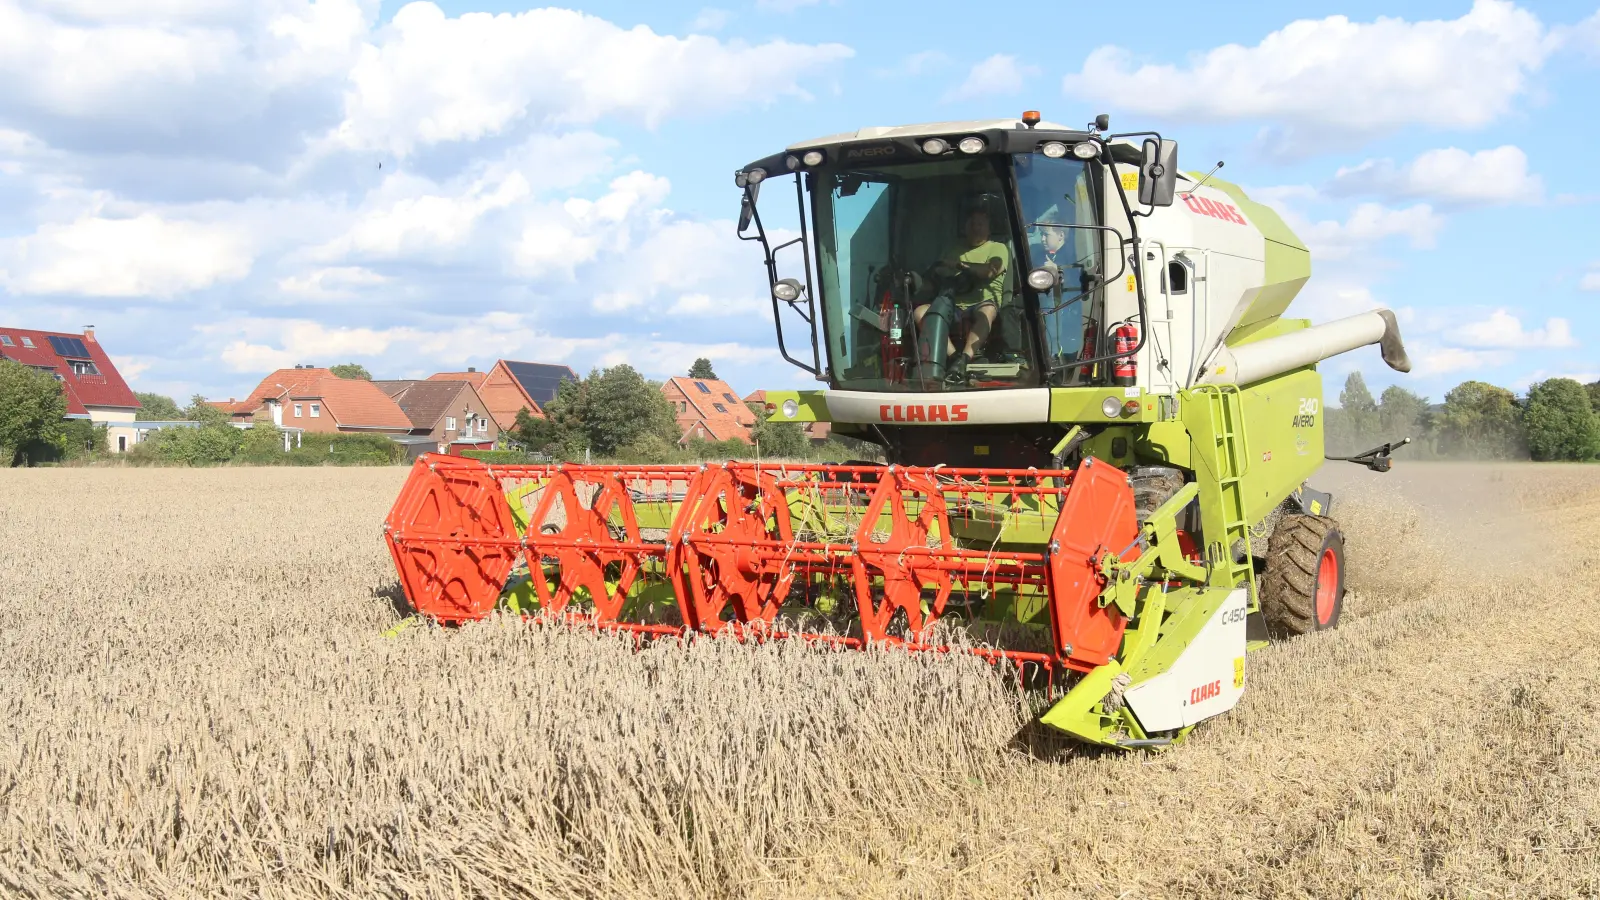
[1314,547,1339,625]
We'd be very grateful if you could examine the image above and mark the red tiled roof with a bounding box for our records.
[0,326,140,416]
[222,368,334,416]
[428,371,488,390]
[292,377,412,429]
[664,376,755,445]
[431,362,544,427]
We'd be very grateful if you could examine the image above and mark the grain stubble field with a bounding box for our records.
[1,463,1597,898]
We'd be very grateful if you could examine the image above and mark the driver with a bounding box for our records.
[913,204,1009,382]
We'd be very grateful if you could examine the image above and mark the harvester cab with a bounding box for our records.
[384,112,1414,751]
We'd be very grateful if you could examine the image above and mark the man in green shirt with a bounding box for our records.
[913,204,1010,382]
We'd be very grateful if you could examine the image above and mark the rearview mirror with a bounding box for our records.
[1139,138,1178,208]
[737,181,761,233]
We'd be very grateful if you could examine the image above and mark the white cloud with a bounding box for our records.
[207,314,775,381]
[276,265,388,299]
[944,54,1038,102]
[1410,342,1515,375]
[1552,8,1600,58]
[1581,269,1600,292]
[1064,1,1552,153]
[1445,309,1578,349]
[0,0,374,157]
[687,8,730,32]
[1511,369,1600,391]
[1330,145,1543,206]
[1291,202,1445,261]
[877,50,948,78]
[312,168,531,261]
[1,212,253,296]
[330,2,851,155]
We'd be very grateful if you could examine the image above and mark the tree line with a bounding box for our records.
[505,362,868,463]
[1327,372,1600,462]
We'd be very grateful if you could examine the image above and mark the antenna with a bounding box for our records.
[1184,161,1224,196]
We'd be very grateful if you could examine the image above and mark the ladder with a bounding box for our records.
[1189,385,1258,605]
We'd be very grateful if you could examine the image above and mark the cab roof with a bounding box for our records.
[787,118,1080,151]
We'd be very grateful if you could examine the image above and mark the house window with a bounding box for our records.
[20,337,34,348]
[446,416,456,431]
[0,335,11,346]
[70,360,100,376]
[679,401,687,413]
[713,403,727,413]
[309,403,320,418]
[293,403,303,418]
[695,382,711,393]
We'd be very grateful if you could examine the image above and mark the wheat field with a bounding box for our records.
[1,463,1598,899]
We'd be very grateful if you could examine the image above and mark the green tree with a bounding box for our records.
[135,392,184,421]
[183,394,232,428]
[509,407,558,452]
[1587,379,1600,413]
[0,359,67,466]
[581,364,678,455]
[329,363,372,380]
[1378,385,1429,440]
[748,403,808,458]
[1438,380,1525,459]
[1524,378,1599,461]
[687,358,717,380]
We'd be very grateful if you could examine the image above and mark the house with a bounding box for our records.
[745,390,831,443]
[0,326,143,452]
[217,367,412,437]
[429,360,577,430]
[375,379,498,454]
[663,376,756,445]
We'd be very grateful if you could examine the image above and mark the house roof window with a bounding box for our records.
[0,335,11,346]
[695,382,711,393]
[723,393,737,404]
[19,336,33,348]
[713,402,727,413]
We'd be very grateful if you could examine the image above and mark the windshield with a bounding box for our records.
[812,154,1103,393]
[814,156,1040,393]
[1014,154,1105,383]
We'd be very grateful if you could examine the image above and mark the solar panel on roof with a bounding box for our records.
[47,335,91,359]
[503,361,577,404]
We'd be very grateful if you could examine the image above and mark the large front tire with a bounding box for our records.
[1260,514,1345,638]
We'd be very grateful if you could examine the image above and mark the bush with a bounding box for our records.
[460,450,549,464]
[142,424,246,466]
[285,434,405,466]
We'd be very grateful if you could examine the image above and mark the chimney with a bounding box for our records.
[468,366,477,373]
[84,326,96,343]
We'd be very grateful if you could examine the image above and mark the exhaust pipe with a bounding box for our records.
[1199,309,1410,387]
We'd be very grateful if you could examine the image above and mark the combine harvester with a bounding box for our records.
[385,113,1411,749]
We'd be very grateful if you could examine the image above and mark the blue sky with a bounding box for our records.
[1,0,1596,407]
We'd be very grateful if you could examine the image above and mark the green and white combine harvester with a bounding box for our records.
[384,112,1412,749]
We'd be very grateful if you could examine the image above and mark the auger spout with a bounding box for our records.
[1200,309,1411,387]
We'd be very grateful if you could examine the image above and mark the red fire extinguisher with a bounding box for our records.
[1112,322,1139,386]
[1077,317,1099,379]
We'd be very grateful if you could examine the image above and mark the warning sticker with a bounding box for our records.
[1120,171,1139,191]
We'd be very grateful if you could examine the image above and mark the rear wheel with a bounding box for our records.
[1260,514,1345,638]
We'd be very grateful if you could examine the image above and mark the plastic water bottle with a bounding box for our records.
[887,304,905,342]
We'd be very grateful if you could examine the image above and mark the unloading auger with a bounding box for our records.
[384,111,1412,749]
